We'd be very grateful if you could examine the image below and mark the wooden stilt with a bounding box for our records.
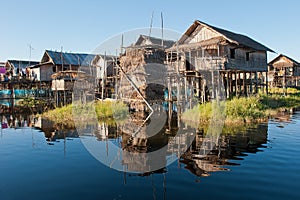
[229,72,233,98]
[226,71,229,98]
[250,72,253,95]
[211,70,215,99]
[266,71,268,95]
[255,71,258,94]
[243,71,246,96]
[235,71,238,96]
[238,72,241,96]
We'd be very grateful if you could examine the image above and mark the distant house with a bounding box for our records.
[268,54,300,88]
[166,20,274,100]
[5,60,39,78]
[0,62,6,80]
[91,54,118,98]
[31,50,96,82]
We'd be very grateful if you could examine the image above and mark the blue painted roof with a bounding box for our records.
[46,50,96,66]
[8,60,39,69]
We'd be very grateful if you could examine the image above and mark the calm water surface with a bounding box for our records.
[0,112,300,200]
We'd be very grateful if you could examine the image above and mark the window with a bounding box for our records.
[246,52,250,61]
[230,48,235,59]
[52,66,56,72]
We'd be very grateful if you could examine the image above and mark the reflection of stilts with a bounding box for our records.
[31,129,35,148]
[63,132,66,159]
[151,174,156,200]
[163,173,166,200]
[123,171,127,185]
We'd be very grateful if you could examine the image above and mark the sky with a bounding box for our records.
[1,0,300,62]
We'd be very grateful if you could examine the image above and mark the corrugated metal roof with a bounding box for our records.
[46,50,96,66]
[7,60,39,69]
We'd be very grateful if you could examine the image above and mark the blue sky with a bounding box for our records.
[1,0,300,62]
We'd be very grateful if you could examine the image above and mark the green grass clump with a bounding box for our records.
[260,94,300,109]
[94,100,128,120]
[225,97,265,123]
[269,87,300,95]
[42,100,128,126]
[183,92,300,126]
[42,104,74,125]
[183,100,225,123]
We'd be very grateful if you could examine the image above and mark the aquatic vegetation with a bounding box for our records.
[42,100,129,126]
[183,93,300,125]
[268,87,300,95]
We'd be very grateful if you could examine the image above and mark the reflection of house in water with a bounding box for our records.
[167,120,196,158]
[120,121,170,172]
[0,114,37,128]
[180,124,268,177]
[33,117,79,143]
[93,122,119,141]
[119,116,197,172]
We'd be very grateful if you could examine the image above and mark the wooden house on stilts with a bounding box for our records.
[268,54,300,88]
[31,50,96,106]
[166,20,274,102]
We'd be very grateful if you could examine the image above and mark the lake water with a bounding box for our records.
[0,112,300,200]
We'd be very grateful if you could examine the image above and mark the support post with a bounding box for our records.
[250,72,253,95]
[226,71,229,99]
[266,71,268,95]
[243,71,246,96]
[255,72,258,94]
[211,70,214,99]
[235,71,238,96]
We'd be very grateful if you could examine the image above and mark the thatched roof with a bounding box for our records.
[177,20,274,52]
